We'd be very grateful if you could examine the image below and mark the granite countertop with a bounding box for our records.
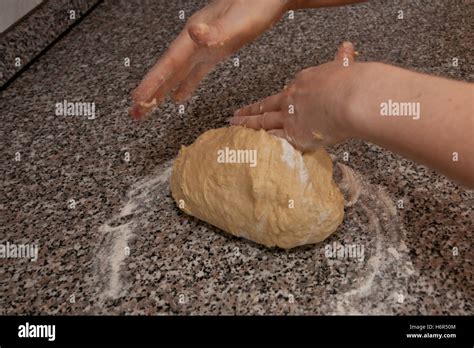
[1,0,472,315]
[0,0,101,86]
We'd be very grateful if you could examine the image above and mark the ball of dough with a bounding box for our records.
[170,126,344,249]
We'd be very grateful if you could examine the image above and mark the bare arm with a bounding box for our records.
[232,43,474,188]
[350,63,474,187]
[290,0,366,9]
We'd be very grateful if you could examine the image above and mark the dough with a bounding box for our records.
[170,126,344,249]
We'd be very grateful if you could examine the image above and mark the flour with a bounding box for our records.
[280,138,296,168]
[95,161,173,300]
[330,163,417,314]
[279,138,309,184]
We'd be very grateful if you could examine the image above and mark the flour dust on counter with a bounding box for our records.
[90,146,417,315]
[330,163,416,314]
[95,160,174,300]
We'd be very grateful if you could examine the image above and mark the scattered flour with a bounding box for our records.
[96,161,173,299]
[279,138,309,184]
[331,163,417,314]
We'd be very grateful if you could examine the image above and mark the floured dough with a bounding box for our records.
[170,126,344,249]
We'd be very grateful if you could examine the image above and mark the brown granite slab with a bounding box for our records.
[0,0,101,87]
[1,0,472,315]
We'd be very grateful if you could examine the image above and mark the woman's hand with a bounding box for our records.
[130,0,291,119]
[232,41,474,187]
[230,42,362,151]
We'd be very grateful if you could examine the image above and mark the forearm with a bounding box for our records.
[348,63,474,187]
[289,0,366,10]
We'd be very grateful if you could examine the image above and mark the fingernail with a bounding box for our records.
[342,41,352,49]
[228,117,236,125]
[234,109,240,116]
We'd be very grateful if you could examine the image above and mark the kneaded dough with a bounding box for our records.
[170,126,344,249]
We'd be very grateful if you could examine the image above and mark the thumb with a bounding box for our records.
[188,22,222,47]
[334,41,356,64]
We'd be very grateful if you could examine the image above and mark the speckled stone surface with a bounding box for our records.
[0,0,100,86]
[1,0,472,315]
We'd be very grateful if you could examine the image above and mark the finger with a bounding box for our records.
[334,41,356,63]
[228,111,284,130]
[171,62,214,102]
[129,98,158,119]
[234,92,284,117]
[149,61,195,103]
[131,31,197,111]
[130,62,195,118]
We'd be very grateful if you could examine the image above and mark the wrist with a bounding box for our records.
[281,0,298,11]
[287,0,316,10]
[340,62,383,140]
[289,0,366,10]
